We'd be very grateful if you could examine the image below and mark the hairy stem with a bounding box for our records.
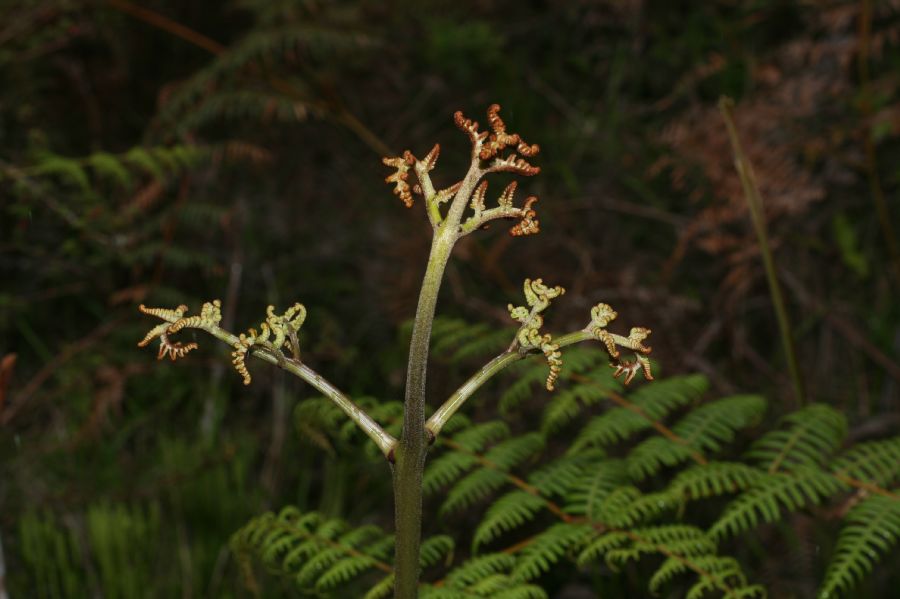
[393,230,454,598]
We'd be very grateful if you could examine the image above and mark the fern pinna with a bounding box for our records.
[233,340,900,597]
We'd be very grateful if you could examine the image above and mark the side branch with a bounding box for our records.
[137,302,397,458]
[425,329,597,441]
[425,284,657,442]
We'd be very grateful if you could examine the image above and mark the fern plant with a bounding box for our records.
[136,105,900,597]
[137,104,655,597]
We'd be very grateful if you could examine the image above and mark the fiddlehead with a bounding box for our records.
[586,303,654,385]
[508,278,566,391]
[381,104,542,236]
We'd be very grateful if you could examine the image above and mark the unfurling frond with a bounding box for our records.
[382,153,414,208]
[138,300,307,385]
[488,154,541,177]
[480,103,540,161]
[508,279,565,390]
[167,299,223,333]
[586,302,653,385]
[498,181,517,207]
[422,143,441,171]
[389,104,543,237]
[157,332,198,361]
[229,302,308,384]
[137,303,197,362]
[470,180,489,214]
[453,110,488,156]
[509,196,540,237]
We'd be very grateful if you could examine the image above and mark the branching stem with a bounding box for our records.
[426,329,596,440]
[143,315,397,458]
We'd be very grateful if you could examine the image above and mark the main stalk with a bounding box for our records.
[392,229,454,598]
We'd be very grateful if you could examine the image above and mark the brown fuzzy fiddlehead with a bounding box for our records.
[383,104,543,237]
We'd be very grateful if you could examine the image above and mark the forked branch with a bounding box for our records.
[137,300,397,458]
[382,104,543,238]
[425,279,654,440]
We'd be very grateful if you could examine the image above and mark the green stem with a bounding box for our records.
[425,329,596,440]
[177,323,397,457]
[426,351,524,438]
[719,96,805,407]
[392,230,455,598]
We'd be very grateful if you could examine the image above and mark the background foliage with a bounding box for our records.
[2,0,899,597]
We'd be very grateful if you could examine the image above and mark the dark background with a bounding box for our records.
[2,0,899,596]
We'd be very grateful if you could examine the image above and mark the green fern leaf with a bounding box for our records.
[511,522,595,581]
[452,421,512,452]
[818,494,900,598]
[746,404,846,471]
[597,486,680,527]
[424,452,478,495]
[831,437,900,488]
[444,553,517,588]
[626,394,765,480]
[569,374,708,452]
[87,152,132,187]
[499,358,554,415]
[563,458,630,519]
[668,462,764,500]
[420,535,455,568]
[529,451,603,498]
[474,490,547,549]
[541,371,621,434]
[710,467,845,540]
[315,554,377,590]
[365,574,395,599]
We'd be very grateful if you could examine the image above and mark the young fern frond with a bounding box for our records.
[819,494,900,598]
